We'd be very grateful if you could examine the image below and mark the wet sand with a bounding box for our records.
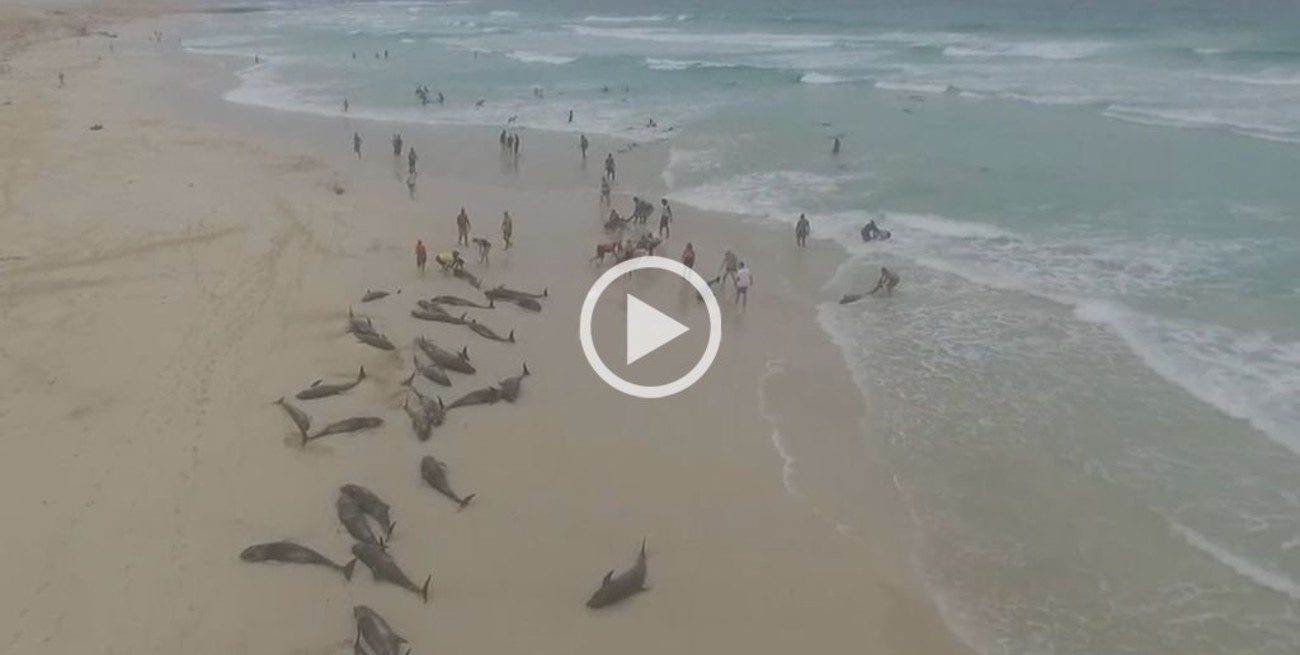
[0,6,971,655]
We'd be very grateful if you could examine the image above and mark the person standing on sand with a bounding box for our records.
[604,153,616,181]
[392,133,403,158]
[580,134,589,160]
[513,133,521,157]
[408,147,418,176]
[795,213,810,247]
[343,98,350,113]
[720,249,739,293]
[456,208,471,246]
[406,172,417,199]
[658,200,672,239]
[353,132,362,159]
[501,211,513,250]
[681,243,696,270]
[735,262,753,308]
[499,130,507,150]
[415,240,428,274]
[600,178,611,205]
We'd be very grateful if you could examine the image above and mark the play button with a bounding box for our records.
[625,294,689,365]
[580,256,722,399]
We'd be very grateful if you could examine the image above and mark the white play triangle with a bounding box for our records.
[625,294,690,365]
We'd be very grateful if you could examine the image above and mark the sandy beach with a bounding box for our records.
[0,4,970,654]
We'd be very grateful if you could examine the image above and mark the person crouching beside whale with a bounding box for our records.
[435,250,465,273]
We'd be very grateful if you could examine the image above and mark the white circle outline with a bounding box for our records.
[579,256,722,399]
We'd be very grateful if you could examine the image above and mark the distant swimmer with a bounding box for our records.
[392,133,403,158]
[501,211,513,250]
[795,213,810,247]
[343,98,350,113]
[353,132,361,158]
[832,136,841,155]
[568,109,574,124]
[647,118,657,128]
[456,208,471,246]
[437,91,444,104]
[384,49,389,60]
[580,134,589,160]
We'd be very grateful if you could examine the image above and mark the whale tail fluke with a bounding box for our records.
[421,574,432,603]
[508,330,515,343]
[457,493,476,511]
[342,558,357,582]
[357,366,366,381]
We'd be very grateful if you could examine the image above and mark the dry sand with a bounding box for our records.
[0,5,972,654]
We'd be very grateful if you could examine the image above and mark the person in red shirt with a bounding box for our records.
[415,240,427,274]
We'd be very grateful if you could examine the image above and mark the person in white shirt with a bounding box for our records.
[735,262,753,308]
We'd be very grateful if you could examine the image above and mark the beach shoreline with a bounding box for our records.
[0,5,971,655]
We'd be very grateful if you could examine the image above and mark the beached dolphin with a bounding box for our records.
[354,330,396,351]
[432,295,492,309]
[407,355,451,387]
[340,484,395,537]
[309,416,383,443]
[352,542,431,603]
[838,293,865,305]
[414,336,475,374]
[240,541,357,581]
[402,396,433,442]
[274,397,312,440]
[452,268,482,289]
[485,285,548,300]
[466,320,515,343]
[410,385,446,427]
[446,386,501,410]
[347,307,376,336]
[336,493,386,548]
[508,297,542,312]
[411,308,468,325]
[361,289,397,303]
[420,455,475,510]
[353,605,408,655]
[296,366,365,400]
[497,363,531,403]
[586,540,650,609]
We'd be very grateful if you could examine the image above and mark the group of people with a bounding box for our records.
[414,208,515,275]
[498,130,522,158]
[795,215,900,302]
[415,85,443,107]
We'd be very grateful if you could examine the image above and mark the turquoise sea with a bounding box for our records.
[184,1,1300,653]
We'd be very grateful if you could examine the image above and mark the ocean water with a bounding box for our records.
[184,1,1300,653]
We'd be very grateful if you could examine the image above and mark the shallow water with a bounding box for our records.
[185,1,1300,653]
